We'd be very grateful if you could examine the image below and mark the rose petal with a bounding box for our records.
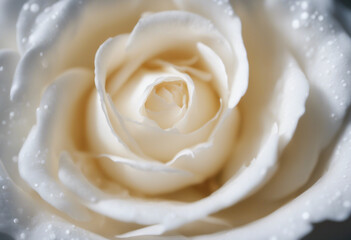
[192,113,351,240]
[221,7,309,182]
[174,0,249,108]
[18,68,94,220]
[0,160,39,239]
[0,50,25,186]
[113,69,219,160]
[197,42,229,103]
[257,0,351,200]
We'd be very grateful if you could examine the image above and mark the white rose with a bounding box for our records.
[0,0,350,239]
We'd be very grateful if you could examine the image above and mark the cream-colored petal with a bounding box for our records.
[197,42,229,103]
[124,10,232,79]
[114,69,220,162]
[92,35,146,158]
[175,0,249,108]
[223,52,309,181]
[257,0,351,200]
[168,108,239,178]
[193,114,351,240]
[10,0,176,137]
[18,68,93,220]
[0,160,41,239]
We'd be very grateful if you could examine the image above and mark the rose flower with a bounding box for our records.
[0,0,350,239]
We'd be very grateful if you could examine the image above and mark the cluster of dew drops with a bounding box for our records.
[288,0,351,120]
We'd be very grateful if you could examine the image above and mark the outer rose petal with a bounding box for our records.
[254,0,351,199]
[192,113,351,240]
[18,68,94,220]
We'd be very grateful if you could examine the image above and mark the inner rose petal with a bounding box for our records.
[144,80,188,129]
[87,10,241,195]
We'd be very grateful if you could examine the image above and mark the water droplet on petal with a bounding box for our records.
[13,218,19,224]
[9,112,15,119]
[20,232,26,239]
[0,66,3,71]
[292,19,300,29]
[301,12,309,20]
[302,212,310,220]
[30,3,40,13]
[301,1,308,10]
[23,3,29,11]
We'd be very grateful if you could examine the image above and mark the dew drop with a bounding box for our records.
[302,212,310,220]
[30,3,40,13]
[34,183,39,188]
[347,70,350,75]
[9,111,15,119]
[301,12,309,20]
[319,27,324,32]
[20,232,26,239]
[65,229,71,235]
[13,218,19,224]
[301,1,308,10]
[39,52,43,57]
[2,185,8,190]
[23,3,29,11]
[43,104,48,110]
[318,15,324,21]
[224,7,234,16]
[291,19,300,29]
[0,66,3,71]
